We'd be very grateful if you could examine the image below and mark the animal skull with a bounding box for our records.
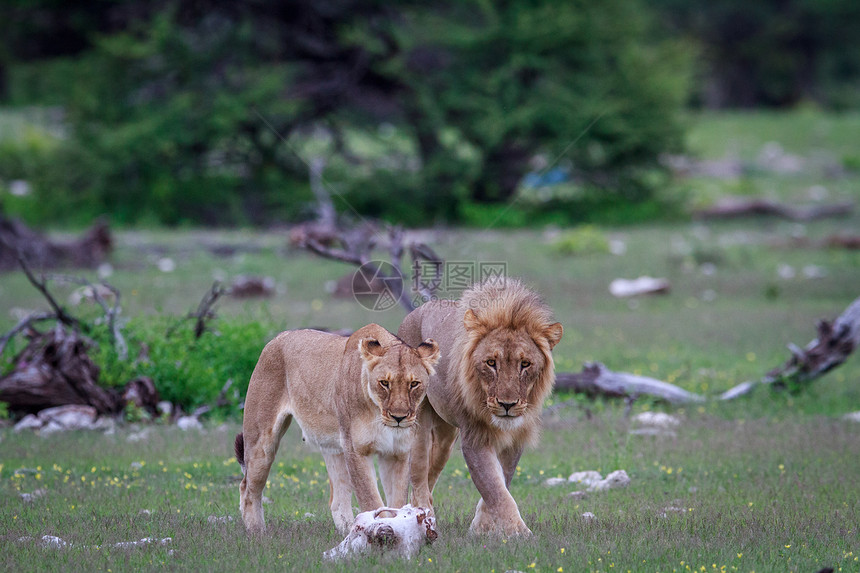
[323,505,437,561]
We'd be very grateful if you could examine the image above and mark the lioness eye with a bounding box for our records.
[486,359,496,367]
[379,380,389,388]
[521,360,531,368]
[410,380,420,389]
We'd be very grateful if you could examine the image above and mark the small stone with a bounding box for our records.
[130,461,144,470]
[41,535,68,549]
[208,515,233,524]
[568,470,603,486]
[568,491,587,500]
[587,469,631,492]
[176,416,203,431]
[543,477,568,487]
[581,512,596,520]
[632,412,681,428]
[841,411,860,422]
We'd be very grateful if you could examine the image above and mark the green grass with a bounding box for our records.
[1,110,860,570]
[1,416,858,572]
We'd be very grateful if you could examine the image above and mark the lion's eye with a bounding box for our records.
[521,360,531,368]
[486,359,496,368]
[379,380,389,388]
[410,380,420,389]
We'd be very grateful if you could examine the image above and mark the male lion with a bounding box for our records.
[234,324,439,534]
[398,279,563,536]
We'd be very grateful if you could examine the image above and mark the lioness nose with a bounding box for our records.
[498,401,516,413]
[391,414,407,424]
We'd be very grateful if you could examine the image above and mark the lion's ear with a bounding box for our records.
[543,322,564,349]
[359,338,386,363]
[463,308,483,332]
[416,338,440,371]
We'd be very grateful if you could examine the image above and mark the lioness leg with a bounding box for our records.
[322,452,354,535]
[462,441,531,536]
[344,450,384,512]
[409,402,436,512]
[239,413,292,533]
[378,453,409,508]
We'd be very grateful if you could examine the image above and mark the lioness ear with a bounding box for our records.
[463,308,483,332]
[359,338,385,362]
[543,322,564,349]
[416,338,440,370]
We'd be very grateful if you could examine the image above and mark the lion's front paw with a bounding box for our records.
[469,499,532,537]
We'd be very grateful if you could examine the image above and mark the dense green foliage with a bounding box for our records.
[0,0,689,227]
[89,317,269,415]
[652,0,860,108]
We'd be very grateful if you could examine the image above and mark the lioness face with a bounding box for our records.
[360,338,440,428]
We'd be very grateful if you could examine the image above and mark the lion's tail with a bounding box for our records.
[234,433,246,475]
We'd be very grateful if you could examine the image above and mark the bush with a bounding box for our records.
[93,317,273,416]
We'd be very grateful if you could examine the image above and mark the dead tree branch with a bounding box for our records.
[167,281,228,339]
[45,274,127,361]
[18,254,81,330]
[720,296,860,399]
[555,362,705,404]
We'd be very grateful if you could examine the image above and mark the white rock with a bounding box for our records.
[632,412,681,429]
[777,263,796,280]
[41,535,68,549]
[609,276,670,298]
[157,257,176,272]
[207,515,233,524]
[20,489,47,502]
[14,414,43,432]
[176,416,203,431]
[581,512,596,520]
[587,470,631,492]
[543,477,568,487]
[842,411,860,422]
[567,491,587,500]
[157,401,173,417]
[127,428,152,442]
[324,505,436,561]
[568,470,603,486]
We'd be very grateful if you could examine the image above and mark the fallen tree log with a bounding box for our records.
[554,362,705,404]
[693,197,853,222]
[0,216,112,271]
[0,324,121,415]
[720,295,860,399]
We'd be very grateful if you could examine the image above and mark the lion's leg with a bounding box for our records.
[427,420,459,495]
[322,452,354,535]
[239,412,292,534]
[378,453,409,508]
[498,443,524,489]
[409,402,436,512]
[462,440,531,537]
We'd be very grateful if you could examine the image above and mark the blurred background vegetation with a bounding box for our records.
[0,0,858,228]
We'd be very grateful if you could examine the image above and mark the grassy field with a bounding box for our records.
[2,111,860,571]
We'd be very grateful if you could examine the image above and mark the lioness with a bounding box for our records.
[234,324,439,534]
[398,279,562,536]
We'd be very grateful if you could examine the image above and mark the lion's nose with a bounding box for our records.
[498,401,516,413]
[391,414,407,424]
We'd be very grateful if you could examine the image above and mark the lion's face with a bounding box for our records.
[359,338,440,428]
[464,308,563,429]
